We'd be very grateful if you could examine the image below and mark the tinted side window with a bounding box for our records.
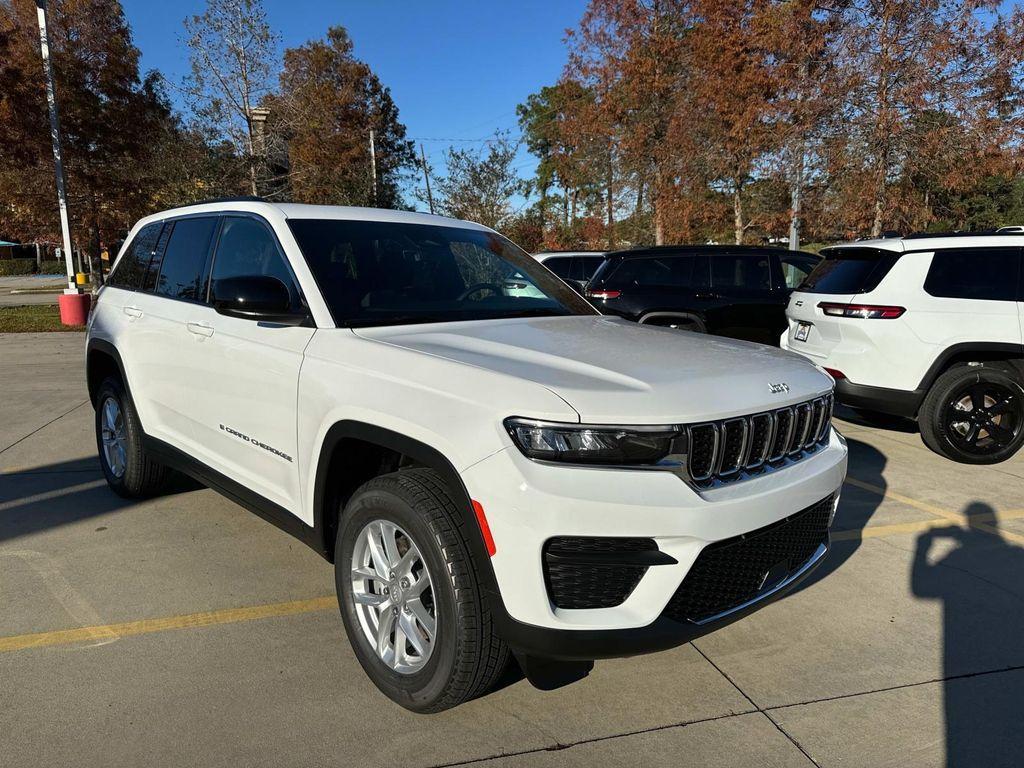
[576,256,605,281]
[924,248,1021,301]
[154,217,218,301]
[210,217,299,306]
[710,254,772,291]
[107,223,162,291]
[544,257,573,278]
[779,254,820,289]
[606,256,696,288]
[142,225,173,293]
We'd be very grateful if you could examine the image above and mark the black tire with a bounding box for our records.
[94,376,169,497]
[918,363,1024,464]
[335,468,509,713]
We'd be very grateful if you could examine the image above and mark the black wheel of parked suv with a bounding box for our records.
[334,468,509,713]
[94,376,170,497]
[918,364,1024,464]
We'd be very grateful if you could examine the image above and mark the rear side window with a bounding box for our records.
[798,249,900,294]
[575,256,605,281]
[779,253,821,289]
[107,223,162,291]
[543,257,573,278]
[710,254,772,291]
[154,217,218,301]
[604,255,706,289]
[142,225,173,293]
[924,248,1021,301]
[210,216,300,307]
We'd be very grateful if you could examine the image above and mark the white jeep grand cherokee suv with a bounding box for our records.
[86,200,847,712]
[782,233,1024,464]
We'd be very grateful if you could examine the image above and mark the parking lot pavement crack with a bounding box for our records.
[426,707,760,767]
[764,663,1024,714]
[691,641,821,766]
[0,399,89,454]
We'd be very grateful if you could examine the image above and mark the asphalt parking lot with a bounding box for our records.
[3,332,1024,767]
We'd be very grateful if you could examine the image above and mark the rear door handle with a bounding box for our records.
[187,322,214,338]
[123,306,143,319]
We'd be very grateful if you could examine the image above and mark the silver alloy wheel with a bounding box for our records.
[100,396,128,478]
[350,519,437,674]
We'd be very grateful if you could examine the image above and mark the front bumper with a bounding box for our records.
[461,429,847,658]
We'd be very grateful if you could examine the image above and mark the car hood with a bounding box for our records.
[354,315,833,424]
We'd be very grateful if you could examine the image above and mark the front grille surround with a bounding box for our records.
[682,394,833,489]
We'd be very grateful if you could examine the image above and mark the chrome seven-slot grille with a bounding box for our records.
[685,394,834,487]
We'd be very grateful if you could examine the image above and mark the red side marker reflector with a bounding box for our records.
[824,367,846,380]
[472,500,496,557]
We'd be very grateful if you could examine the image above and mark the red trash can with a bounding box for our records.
[57,292,92,327]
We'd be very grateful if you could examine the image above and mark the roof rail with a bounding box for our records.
[183,195,268,207]
[902,230,1018,240]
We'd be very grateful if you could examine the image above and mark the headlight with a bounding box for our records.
[503,418,679,465]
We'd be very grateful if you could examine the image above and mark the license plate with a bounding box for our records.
[794,322,811,342]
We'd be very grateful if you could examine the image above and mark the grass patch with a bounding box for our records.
[0,304,86,332]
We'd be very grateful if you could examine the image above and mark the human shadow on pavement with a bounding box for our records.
[911,503,1024,768]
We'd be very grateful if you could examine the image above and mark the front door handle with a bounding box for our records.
[187,322,214,338]
[123,306,143,319]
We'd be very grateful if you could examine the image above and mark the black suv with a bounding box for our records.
[585,245,821,345]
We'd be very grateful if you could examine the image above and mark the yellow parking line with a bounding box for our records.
[0,596,335,654]
[833,508,1024,542]
[843,476,1024,545]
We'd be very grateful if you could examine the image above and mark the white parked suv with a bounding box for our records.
[86,200,847,711]
[782,233,1024,464]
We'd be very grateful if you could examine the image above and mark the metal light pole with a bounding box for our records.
[35,0,77,294]
[369,129,378,206]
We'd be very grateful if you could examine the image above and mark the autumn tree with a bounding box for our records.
[431,134,525,230]
[266,26,415,208]
[0,0,183,263]
[183,0,277,196]
[826,0,1023,237]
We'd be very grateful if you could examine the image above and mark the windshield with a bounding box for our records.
[287,219,595,327]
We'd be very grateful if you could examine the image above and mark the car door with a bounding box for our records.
[705,252,778,344]
[128,216,219,451]
[180,214,315,515]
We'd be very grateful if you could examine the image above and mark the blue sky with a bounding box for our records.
[120,0,590,209]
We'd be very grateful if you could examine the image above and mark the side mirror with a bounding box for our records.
[569,279,588,294]
[211,275,309,325]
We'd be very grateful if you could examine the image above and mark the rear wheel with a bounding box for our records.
[335,468,509,712]
[918,364,1024,464]
[94,376,169,497]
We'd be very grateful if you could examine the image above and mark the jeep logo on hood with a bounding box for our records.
[769,382,790,394]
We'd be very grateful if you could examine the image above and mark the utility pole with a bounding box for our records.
[369,129,378,206]
[35,0,76,294]
[420,143,434,215]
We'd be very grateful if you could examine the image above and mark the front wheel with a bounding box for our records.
[335,468,509,712]
[918,364,1024,464]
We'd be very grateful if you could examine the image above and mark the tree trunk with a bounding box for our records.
[870,165,885,238]
[606,154,615,249]
[789,147,803,251]
[653,169,664,246]
[733,185,744,245]
[563,184,570,229]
